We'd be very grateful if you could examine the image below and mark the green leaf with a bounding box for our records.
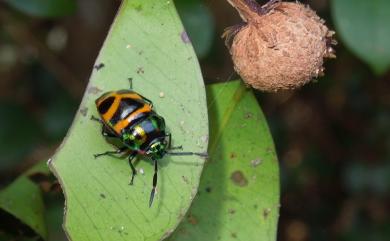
[0,161,49,239]
[331,0,390,74]
[5,0,76,18]
[168,81,280,241]
[49,1,208,241]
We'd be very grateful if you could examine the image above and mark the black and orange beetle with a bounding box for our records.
[91,81,206,207]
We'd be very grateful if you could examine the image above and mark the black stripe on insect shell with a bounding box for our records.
[110,98,144,125]
[98,96,115,115]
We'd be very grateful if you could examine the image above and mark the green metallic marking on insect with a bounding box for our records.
[151,118,158,130]
[133,140,143,149]
[122,133,131,141]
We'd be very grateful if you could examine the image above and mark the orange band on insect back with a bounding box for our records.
[113,104,152,134]
[121,93,143,100]
[101,96,120,122]
[100,92,143,123]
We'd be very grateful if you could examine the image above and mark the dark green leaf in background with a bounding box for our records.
[0,162,49,239]
[331,0,390,75]
[169,81,280,241]
[176,0,215,59]
[5,0,76,18]
[0,103,40,170]
[42,96,76,141]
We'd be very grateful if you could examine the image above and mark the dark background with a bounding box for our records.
[0,0,389,240]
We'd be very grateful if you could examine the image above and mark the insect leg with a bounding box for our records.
[149,159,158,207]
[90,115,103,124]
[93,146,127,158]
[91,115,117,137]
[166,133,182,150]
[128,78,133,89]
[101,125,117,138]
[128,151,138,185]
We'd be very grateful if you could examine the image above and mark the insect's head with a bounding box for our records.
[146,139,168,159]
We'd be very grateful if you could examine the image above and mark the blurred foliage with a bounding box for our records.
[176,0,215,59]
[5,0,76,18]
[331,0,390,75]
[344,163,390,195]
[0,161,50,239]
[0,0,389,240]
[0,103,40,170]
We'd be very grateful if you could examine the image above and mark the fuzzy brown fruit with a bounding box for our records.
[224,0,336,92]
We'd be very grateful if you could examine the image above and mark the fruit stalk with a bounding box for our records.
[226,0,281,21]
[226,0,261,22]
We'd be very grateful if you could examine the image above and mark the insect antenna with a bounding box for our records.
[166,151,208,158]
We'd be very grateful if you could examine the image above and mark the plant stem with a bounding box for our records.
[226,0,261,22]
[226,0,281,22]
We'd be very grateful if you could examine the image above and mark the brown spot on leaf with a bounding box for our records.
[263,208,271,219]
[187,213,198,225]
[231,170,248,187]
[231,233,237,238]
[244,112,254,119]
[94,63,105,71]
[228,208,236,214]
[79,107,88,117]
[88,86,102,95]
[230,152,237,159]
[100,193,106,199]
[182,175,189,184]
[134,4,142,11]
[251,158,262,167]
[205,187,212,193]
[137,67,144,74]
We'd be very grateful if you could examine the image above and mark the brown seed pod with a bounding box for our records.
[223,0,336,92]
